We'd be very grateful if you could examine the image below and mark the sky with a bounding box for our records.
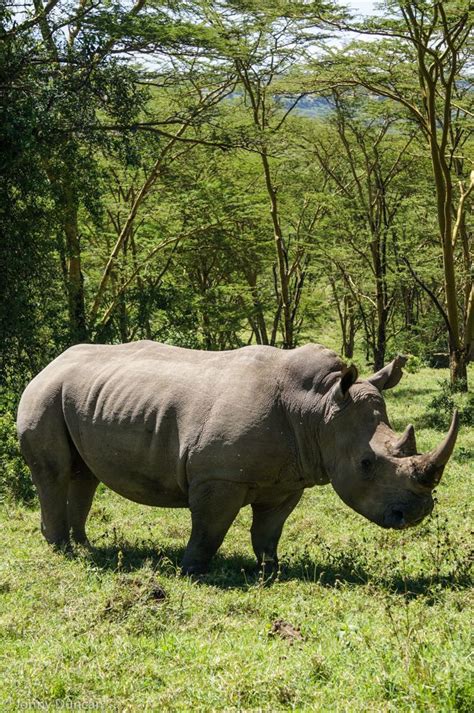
[347,1,377,16]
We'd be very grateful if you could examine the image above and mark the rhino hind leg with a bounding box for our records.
[181,481,247,575]
[251,490,303,570]
[19,411,75,548]
[68,462,99,545]
[24,448,72,549]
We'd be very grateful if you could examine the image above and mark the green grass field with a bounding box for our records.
[0,368,472,711]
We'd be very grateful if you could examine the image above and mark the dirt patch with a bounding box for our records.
[269,619,304,643]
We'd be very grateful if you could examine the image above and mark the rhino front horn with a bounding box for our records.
[414,410,460,488]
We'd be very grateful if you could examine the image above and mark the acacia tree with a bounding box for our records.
[200,1,339,348]
[6,0,231,344]
[24,0,152,343]
[0,4,66,388]
[304,89,420,368]
[86,78,237,338]
[324,0,473,386]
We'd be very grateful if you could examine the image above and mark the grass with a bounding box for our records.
[0,367,472,711]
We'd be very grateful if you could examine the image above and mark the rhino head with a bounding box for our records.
[321,356,459,529]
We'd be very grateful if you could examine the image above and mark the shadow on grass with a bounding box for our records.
[390,414,442,432]
[385,385,445,433]
[389,410,451,434]
[278,551,472,601]
[80,540,472,597]
[387,386,437,401]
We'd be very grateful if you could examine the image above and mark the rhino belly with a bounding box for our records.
[67,419,188,508]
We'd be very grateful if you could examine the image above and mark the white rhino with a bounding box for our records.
[16,341,458,574]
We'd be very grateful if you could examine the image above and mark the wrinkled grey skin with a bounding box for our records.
[17,342,458,574]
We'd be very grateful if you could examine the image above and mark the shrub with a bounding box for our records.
[404,354,422,374]
[454,446,474,464]
[0,409,35,504]
[425,379,474,430]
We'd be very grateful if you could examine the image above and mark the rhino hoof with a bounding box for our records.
[257,559,279,578]
[49,538,72,555]
[181,563,209,577]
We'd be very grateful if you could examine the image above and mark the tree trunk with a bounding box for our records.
[66,252,87,344]
[345,306,356,359]
[245,272,269,345]
[260,151,293,348]
[373,321,386,372]
[44,162,87,344]
[425,69,466,390]
[63,184,87,344]
[449,349,468,391]
[371,236,388,371]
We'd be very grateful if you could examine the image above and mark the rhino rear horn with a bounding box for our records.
[394,424,417,456]
[367,354,408,391]
[414,410,459,488]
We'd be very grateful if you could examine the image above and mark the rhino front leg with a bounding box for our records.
[251,490,303,571]
[182,481,247,575]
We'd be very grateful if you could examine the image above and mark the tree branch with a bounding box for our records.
[402,257,455,348]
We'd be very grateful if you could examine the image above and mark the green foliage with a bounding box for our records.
[0,410,34,505]
[2,1,472,394]
[0,6,67,388]
[403,354,422,373]
[454,446,474,465]
[425,379,474,430]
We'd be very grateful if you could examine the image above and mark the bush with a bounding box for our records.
[454,446,474,464]
[425,379,474,430]
[404,354,422,373]
[0,409,35,504]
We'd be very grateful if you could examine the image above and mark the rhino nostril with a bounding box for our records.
[390,509,405,527]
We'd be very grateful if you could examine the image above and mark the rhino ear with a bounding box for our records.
[334,364,358,402]
[367,355,408,391]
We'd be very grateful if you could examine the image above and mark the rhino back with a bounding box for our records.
[17,341,342,498]
[82,343,287,482]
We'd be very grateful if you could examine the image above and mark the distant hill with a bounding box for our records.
[227,93,332,117]
[283,95,332,117]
